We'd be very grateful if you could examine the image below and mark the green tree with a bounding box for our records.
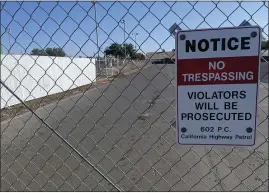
[261,40,269,50]
[45,48,66,57]
[31,48,45,56]
[104,43,124,58]
[104,42,144,59]
[124,43,136,59]
[31,47,66,57]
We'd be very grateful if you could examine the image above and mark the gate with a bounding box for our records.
[1,1,268,191]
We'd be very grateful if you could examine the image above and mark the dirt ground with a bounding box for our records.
[0,65,143,122]
[1,77,112,122]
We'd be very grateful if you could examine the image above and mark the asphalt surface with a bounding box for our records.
[1,62,268,191]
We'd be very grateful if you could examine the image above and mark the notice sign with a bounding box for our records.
[176,26,261,146]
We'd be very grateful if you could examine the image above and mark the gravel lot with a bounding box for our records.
[1,62,268,191]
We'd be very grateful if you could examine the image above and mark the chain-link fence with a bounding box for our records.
[1,1,268,191]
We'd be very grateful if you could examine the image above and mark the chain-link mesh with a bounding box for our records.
[1,1,268,191]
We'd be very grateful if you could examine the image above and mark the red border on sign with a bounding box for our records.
[176,26,261,146]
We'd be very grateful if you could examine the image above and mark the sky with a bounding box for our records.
[1,1,268,57]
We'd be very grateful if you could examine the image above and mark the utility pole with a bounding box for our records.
[121,19,126,59]
[93,1,100,72]
[7,28,11,54]
[0,5,2,54]
[133,33,138,50]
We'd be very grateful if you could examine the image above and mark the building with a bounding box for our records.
[240,20,266,40]
[146,50,175,64]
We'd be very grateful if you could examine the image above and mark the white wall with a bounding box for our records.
[1,54,96,108]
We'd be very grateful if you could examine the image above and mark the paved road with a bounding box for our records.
[1,62,268,191]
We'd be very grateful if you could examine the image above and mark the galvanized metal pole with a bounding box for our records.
[135,34,136,50]
[124,21,126,59]
[8,28,11,53]
[133,33,138,50]
[93,1,100,72]
[121,20,126,59]
[266,1,269,85]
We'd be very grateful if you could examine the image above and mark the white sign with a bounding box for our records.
[176,26,261,146]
